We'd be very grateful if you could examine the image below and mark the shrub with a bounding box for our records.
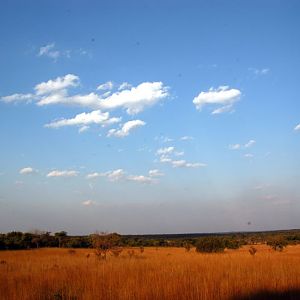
[249,246,257,256]
[267,238,288,251]
[195,237,225,253]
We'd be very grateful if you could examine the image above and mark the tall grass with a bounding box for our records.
[0,245,299,300]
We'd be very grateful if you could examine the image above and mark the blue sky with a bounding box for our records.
[0,0,300,234]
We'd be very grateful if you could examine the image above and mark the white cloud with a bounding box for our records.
[159,153,206,169]
[245,139,256,148]
[229,140,256,150]
[106,169,126,181]
[82,200,96,206]
[19,167,36,175]
[37,92,100,107]
[193,86,241,114]
[86,172,105,179]
[47,170,78,177]
[107,120,145,138]
[156,146,183,157]
[149,169,164,177]
[45,110,121,129]
[127,175,153,184]
[170,160,206,168]
[3,75,168,115]
[87,169,162,184]
[156,147,175,155]
[97,81,113,91]
[38,43,60,60]
[1,93,34,103]
[244,153,254,158]
[35,74,79,96]
[294,123,300,131]
[99,81,169,115]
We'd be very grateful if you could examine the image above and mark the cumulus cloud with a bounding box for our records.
[98,81,169,115]
[19,167,36,175]
[45,110,121,129]
[294,123,300,131]
[193,86,241,114]
[107,120,145,138]
[35,74,79,96]
[1,93,34,104]
[97,81,113,91]
[2,75,168,116]
[47,170,78,177]
[244,153,254,158]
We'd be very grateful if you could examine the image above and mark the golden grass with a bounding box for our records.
[0,245,299,300]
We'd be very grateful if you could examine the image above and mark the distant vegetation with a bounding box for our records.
[0,229,299,251]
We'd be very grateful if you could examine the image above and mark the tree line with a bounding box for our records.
[0,229,299,251]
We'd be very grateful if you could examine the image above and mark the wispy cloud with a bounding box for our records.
[47,170,78,177]
[97,81,113,91]
[148,169,164,177]
[229,140,256,150]
[107,120,145,138]
[157,146,206,169]
[86,169,162,184]
[82,200,97,206]
[38,43,61,61]
[294,123,300,131]
[248,67,270,76]
[1,93,34,104]
[180,136,194,141]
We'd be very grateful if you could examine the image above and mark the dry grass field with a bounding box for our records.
[0,245,300,300]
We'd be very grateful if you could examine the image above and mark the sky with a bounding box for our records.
[0,0,300,235]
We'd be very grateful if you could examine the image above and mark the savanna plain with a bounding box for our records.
[1,245,300,300]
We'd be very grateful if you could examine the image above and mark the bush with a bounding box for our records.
[267,238,288,251]
[195,237,225,253]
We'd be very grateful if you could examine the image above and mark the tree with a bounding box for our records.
[195,237,225,253]
[55,231,68,248]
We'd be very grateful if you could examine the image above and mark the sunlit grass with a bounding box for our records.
[0,245,299,299]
